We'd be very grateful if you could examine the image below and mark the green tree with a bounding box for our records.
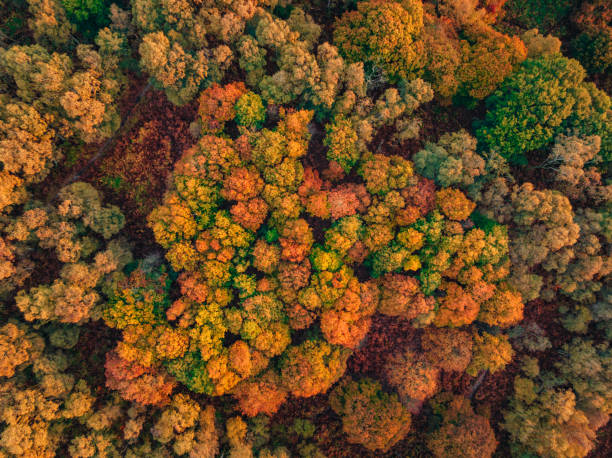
[62,0,110,39]
[475,57,584,163]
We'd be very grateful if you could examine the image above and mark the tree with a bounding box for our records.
[553,208,611,304]
[358,153,414,196]
[571,29,612,76]
[477,180,581,301]
[62,0,110,39]
[477,287,524,328]
[475,56,611,164]
[237,35,267,88]
[252,11,369,115]
[329,377,411,451]
[333,0,424,82]
[151,393,200,445]
[378,274,434,319]
[0,98,57,211]
[419,13,462,101]
[455,25,527,101]
[105,351,176,406]
[504,0,574,34]
[416,1,526,103]
[0,98,56,185]
[8,182,130,323]
[324,116,360,173]
[27,0,75,48]
[232,371,287,417]
[197,82,247,134]
[150,394,220,456]
[103,265,172,331]
[279,340,350,398]
[235,91,266,129]
[521,28,561,58]
[436,188,475,221]
[433,281,480,327]
[467,332,513,376]
[320,278,378,349]
[226,416,253,458]
[0,321,44,377]
[502,351,609,458]
[421,327,472,372]
[385,349,440,403]
[427,392,497,458]
[279,219,314,263]
[572,0,612,32]
[143,109,319,400]
[544,135,602,197]
[555,339,612,433]
[1,43,122,144]
[509,322,552,353]
[139,32,215,106]
[413,130,485,189]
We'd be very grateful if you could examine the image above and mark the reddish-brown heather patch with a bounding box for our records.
[369,102,479,162]
[524,299,572,352]
[74,322,122,388]
[439,370,474,396]
[347,314,420,377]
[89,89,198,253]
[35,76,149,200]
[589,419,612,458]
[268,393,371,457]
[474,361,521,408]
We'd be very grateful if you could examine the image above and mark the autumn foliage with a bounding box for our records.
[1,1,610,456]
[427,392,498,458]
[330,377,412,451]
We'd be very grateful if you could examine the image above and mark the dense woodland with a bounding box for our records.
[0,0,610,456]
